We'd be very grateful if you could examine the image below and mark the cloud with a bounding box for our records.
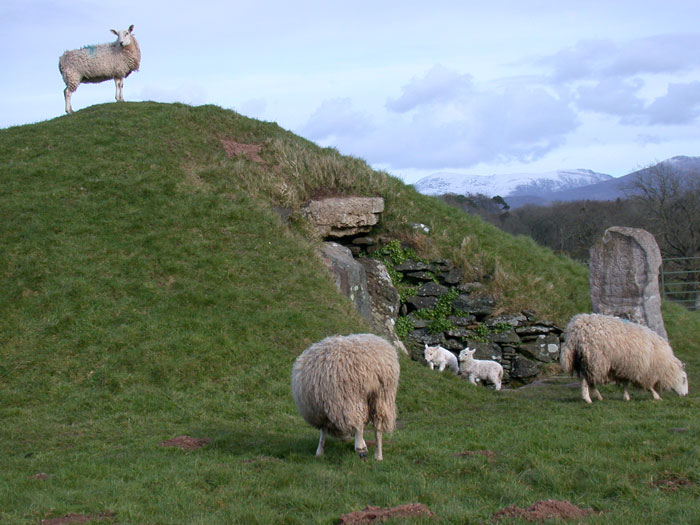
[575,78,646,118]
[385,64,473,113]
[300,98,374,141]
[316,66,581,171]
[541,33,700,82]
[646,81,700,124]
[538,34,700,128]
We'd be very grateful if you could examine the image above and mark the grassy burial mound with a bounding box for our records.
[1,102,698,523]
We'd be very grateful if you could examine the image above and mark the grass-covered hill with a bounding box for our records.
[2,102,699,523]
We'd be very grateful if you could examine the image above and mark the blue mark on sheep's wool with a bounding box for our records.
[81,45,97,56]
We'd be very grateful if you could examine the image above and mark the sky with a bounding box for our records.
[2,1,700,183]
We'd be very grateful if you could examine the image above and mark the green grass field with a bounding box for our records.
[1,103,698,523]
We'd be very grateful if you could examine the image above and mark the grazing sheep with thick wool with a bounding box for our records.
[59,25,141,114]
[291,334,399,460]
[458,348,503,390]
[560,313,688,403]
[424,344,459,375]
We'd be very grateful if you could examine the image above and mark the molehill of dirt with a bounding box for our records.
[338,503,435,524]
[157,435,210,450]
[220,138,264,163]
[492,499,598,522]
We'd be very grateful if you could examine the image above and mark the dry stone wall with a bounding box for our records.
[390,259,564,385]
[305,197,562,385]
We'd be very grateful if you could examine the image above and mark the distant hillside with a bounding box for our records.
[416,156,700,208]
[414,169,612,200]
[508,156,700,207]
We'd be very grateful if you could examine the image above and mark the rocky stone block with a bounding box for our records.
[416,282,450,297]
[320,242,372,323]
[518,334,560,363]
[510,355,540,379]
[303,197,384,238]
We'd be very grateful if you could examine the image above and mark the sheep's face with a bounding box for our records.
[111,26,134,47]
[458,348,475,363]
[424,345,437,361]
[672,369,689,397]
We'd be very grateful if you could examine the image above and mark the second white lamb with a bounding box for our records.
[458,348,503,390]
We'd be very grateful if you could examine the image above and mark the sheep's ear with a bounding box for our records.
[111,29,118,35]
[128,25,134,33]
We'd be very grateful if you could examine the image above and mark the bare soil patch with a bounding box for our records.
[220,138,264,163]
[492,499,598,522]
[454,449,497,461]
[158,435,210,450]
[651,473,693,491]
[338,503,435,523]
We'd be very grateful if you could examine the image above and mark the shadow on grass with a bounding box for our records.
[185,426,342,461]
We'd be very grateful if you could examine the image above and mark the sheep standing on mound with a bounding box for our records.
[458,348,503,390]
[424,344,459,375]
[291,334,400,461]
[59,25,141,114]
[560,313,688,403]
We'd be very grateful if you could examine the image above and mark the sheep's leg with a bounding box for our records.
[64,87,74,114]
[468,374,477,386]
[621,382,630,401]
[592,387,603,401]
[581,378,593,404]
[438,363,446,372]
[114,78,124,102]
[374,429,383,461]
[494,377,502,391]
[650,387,662,400]
[428,362,434,370]
[354,427,368,459]
[315,428,326,457]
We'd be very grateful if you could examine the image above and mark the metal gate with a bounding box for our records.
[660,257,700,311]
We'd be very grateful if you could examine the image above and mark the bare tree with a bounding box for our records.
[628,162,700,308]
[628,162,700,259]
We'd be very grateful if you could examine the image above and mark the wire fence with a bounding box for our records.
[660,257,700,311]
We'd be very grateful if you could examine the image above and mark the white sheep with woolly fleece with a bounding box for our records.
[59,25,141,114]
[291,334,400,461]
[458,348,503,390]
[424,344,459,375]
[560,313,688,403]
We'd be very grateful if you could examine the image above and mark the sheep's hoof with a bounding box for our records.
[357,448,368,459]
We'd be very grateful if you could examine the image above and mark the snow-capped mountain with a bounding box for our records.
[414,169,614,198]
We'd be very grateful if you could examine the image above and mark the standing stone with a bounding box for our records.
[357,258,408,354]
[320,242,372,323]
[589,226,667,339]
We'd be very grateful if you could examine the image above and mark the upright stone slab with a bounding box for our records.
[357,258,408,354]
[320,242,373,323]
[589,226,667,339]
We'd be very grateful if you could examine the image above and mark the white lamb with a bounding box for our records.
[291,334,400,461]
[59,25,141,114]
[424,344,459,375]
[458,348,503,390]
[560,313,689,403]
